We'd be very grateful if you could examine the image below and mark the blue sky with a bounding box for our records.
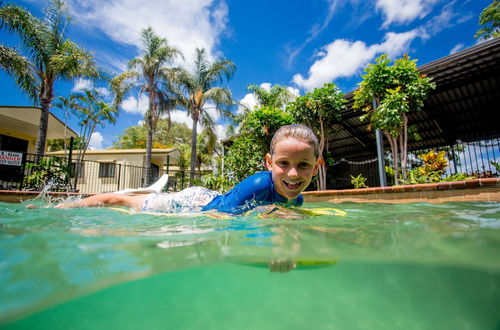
[0,0,491,149]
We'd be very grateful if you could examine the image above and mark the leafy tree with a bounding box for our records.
[353,54,436,184]
[0,0,98,155]
[171,48,235,184]
[475,0,500,40]
[287,83,345,190]
[111,27,182,185]
[47,136,85,151]
[224,106,294,183]
[113,119,191,149]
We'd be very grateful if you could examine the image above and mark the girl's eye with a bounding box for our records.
[299,162,311,168]
[277,161,289,166]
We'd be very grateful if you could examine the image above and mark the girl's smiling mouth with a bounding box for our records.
[284,180,302,190]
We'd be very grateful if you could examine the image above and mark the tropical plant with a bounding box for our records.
[22,157,72,191]
[224,106,294,183]
[111,27,182,185]
[170,48,235,183]
[202,172,232,193]
[287,83,345,190]
[475,0,500,40]
[0,0,98,155]
[353,54,436,185]
[350,174,368,189]
[491,160,500,172]
[417,150,448,176]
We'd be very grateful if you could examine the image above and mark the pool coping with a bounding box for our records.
[0,191,93,203]
[302,178,500,203]
[1,178,499,203]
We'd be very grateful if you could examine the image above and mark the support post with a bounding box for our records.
[373,98,387,187]
[375,129,387,187]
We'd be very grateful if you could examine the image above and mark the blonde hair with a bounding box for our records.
[270,124,319,158]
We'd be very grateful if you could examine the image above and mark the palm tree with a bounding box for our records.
[53,94,78,154]
[0,0,98,155]
[111,27,182,185]
[69,88,118,184]
[172,48,235,183]
[246,84,294,110]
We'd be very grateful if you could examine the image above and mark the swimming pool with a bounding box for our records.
[1,200,499,329]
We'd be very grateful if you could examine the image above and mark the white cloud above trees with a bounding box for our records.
[292,30,419,90]
[68,0,229,70]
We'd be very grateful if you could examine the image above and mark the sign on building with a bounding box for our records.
[0,150,23,166]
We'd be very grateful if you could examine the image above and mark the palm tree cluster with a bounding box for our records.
[0,0,99,155]
[112,37,235,185]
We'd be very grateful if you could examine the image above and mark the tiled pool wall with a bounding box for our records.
[303,178,500,203]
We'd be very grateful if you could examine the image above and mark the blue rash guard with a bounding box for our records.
[202,171,304,214]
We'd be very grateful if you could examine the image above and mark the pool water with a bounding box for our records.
[1,200,499,329]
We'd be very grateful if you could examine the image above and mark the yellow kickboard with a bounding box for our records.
[109,206,347,219]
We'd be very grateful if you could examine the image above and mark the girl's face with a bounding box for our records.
[265,137,319,200]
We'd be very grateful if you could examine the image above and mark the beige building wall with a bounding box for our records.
[47,149,180,194]
[0,106,78,153]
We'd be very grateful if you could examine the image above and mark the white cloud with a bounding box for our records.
[88,132,104,150]
[287,86,300,98]
[71,78,93,92]
[214,124,228,140]
[95,87,111,97]
[71,78,111,97]
[449,43,464,54]
[293,30,419,90]
[259,82,272,91]
[121,94,149,115]
[169,109,196,131]
[238,93,258,114]
[68,0,229,69]
[376,0,439,28]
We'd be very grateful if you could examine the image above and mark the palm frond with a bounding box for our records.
[0,3,48,59]
[50,39,98,79]
[111,71,140,108]
[0,44,38,103]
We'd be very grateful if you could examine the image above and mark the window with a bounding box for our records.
[71,162,85,178]
[99,162,115,178]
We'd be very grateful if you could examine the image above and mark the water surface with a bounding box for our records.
[1,200,499,329]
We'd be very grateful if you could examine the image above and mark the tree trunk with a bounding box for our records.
[401,115,409,181]
[35,99,51,157]
[145,112,154,186]
[384,131,399,185]
[318,120,326,190]
[190,112,199,185]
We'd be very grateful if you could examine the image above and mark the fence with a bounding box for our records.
[0,153,201,193]
[329,137,500,189]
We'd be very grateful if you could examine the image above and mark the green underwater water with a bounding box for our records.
[1,200,500,329]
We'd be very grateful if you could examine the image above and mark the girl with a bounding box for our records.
[56,124,320,215]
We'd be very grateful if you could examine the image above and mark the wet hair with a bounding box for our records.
[270,124,319,158]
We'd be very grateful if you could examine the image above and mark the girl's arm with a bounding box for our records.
[55,193,146,210]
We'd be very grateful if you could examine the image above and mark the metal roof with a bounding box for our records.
[329,37,500,160]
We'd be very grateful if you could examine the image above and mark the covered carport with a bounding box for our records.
[327,37,500,188]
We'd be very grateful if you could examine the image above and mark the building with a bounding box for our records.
[0,106,78,187]
[46,148,181,194]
